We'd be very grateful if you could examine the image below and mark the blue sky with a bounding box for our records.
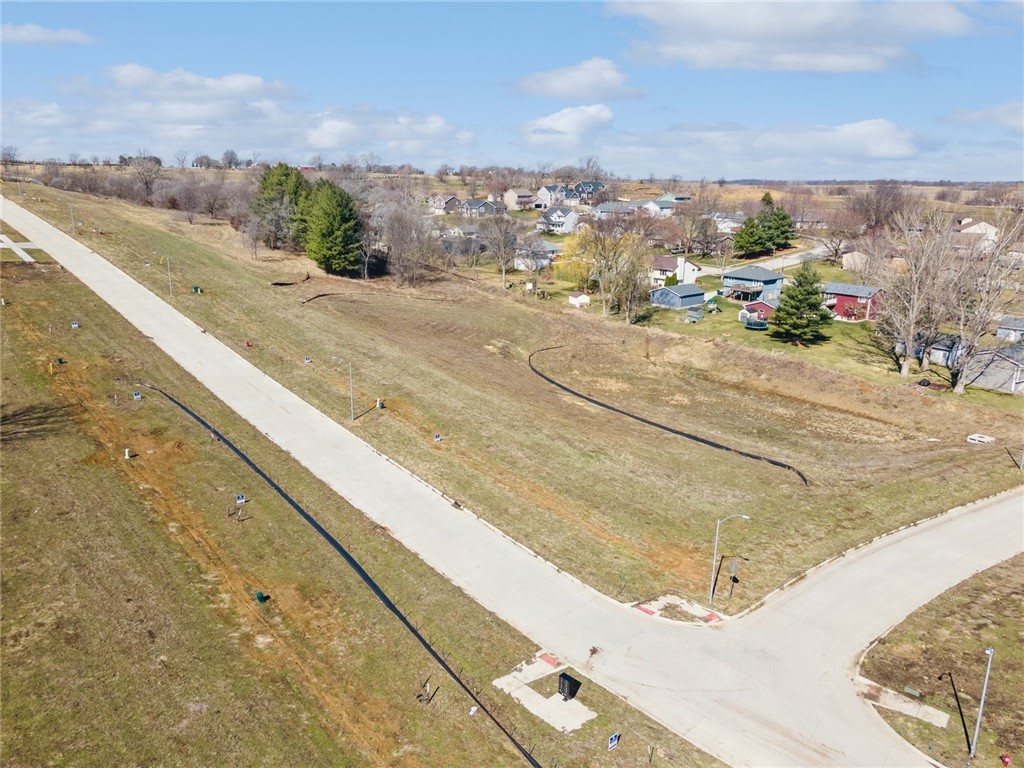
[2,1,1022,180]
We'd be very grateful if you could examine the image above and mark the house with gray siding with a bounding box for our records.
[649,283,705,310]
[996,315,1024,342]
[722,265,785,302]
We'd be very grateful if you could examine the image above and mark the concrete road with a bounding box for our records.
[4,198,1021,767]
[703,243,829,276]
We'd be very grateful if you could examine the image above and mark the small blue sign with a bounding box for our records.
[433,434,442,443]
[70,320,79,329]
[608,733,620,751]
[235,494,246,505]
[304,356,312,364]
[132,391,142,401]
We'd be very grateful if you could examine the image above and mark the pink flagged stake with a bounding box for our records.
[634,605,655,615]
[540,653,560,667]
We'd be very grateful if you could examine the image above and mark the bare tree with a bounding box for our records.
[576,219,627,316]
[1,145,17,176]
[221,149,240,169]
[128,150,164,199]
[68,152,81,166]
[239,214,263,258]
[869,210,953,378]
[199,173,228,218]
[310,153,325,172]
[174,150,190,170]
[578,155,605,181]
[435,163,452,182]
[479,214,522,287]
[613,232,653,323]
[375,202,439,286]
[818,208,861,264]
[531,162,552,189]
[173,174,201,223]
[943,212,1024,393]
[848,181,915,234]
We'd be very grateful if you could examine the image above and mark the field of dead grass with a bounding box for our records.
[861,553,1023,766]
[0,257,721,767]
[6,186,1022,609]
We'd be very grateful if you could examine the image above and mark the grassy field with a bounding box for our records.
[5,186,1022,610]
[0,259,722,766]
[862,553,1023,766]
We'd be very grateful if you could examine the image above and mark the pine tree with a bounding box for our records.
[302,179,362,275]
[734,216,771,255]
[771,263,832,343]
[664,272,679,286]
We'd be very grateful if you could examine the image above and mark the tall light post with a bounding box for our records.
[709,514,750,605]
[970,647,995,759]
[333,357,355,421]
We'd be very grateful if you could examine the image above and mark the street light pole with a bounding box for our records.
[709,514,750,605]
[969,647,995,758]
[166,254,172,298]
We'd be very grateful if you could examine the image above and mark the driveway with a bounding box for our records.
[3,198,1020,767]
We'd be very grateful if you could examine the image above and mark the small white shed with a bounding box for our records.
[568,291,591,308]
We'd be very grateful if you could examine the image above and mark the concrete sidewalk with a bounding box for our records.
[4,196,1020,767]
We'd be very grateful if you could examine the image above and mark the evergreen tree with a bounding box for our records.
[771,263,832,343]
[734,216,771,255]
[664,272,679,286]
[760,205,795,250]
[302,179,362,275]
[251,163,311,249]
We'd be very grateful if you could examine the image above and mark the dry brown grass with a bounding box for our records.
[1,244,723,766]
[6,186,1022,612]
[862,553,1023,765]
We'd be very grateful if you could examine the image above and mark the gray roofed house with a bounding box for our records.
[996,315,1024,342]
[722,265,785,302]
[649,283,705,310]
[966,345,1024,394]
[822,282,879,298]
[593,202,632,220]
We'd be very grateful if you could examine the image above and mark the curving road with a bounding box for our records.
[4,197,1021,767]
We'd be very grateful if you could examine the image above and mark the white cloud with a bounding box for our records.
[520,58,640,100]
[305,108,467,152]
[609,1,974,72]
[2,23,95,45]
[523,104,614,148]
[946,101,1024,135]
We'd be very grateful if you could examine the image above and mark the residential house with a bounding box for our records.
[996,315,1024,343]
[953,217,999,252]
[568,291,591,308]
[513,239,563,272]
[535,185,569,210]
[573,181,606,202]
[794,210,829,230]
[822,282,882,321]
[711,212,746,234]
[460,199,508,218]
[842,250,870,272]
[738,299,778,324]
[965,345,1024,394]
[503,189,537,211]
[657,192,692,204]
[535,207,580,235]
[722,265,786,302]
[649,283,705,310]
[649,255,701,287]
[428,194,462,215]
[593,202,632,221]
[639,200,678,218]
[446,223,480,238]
